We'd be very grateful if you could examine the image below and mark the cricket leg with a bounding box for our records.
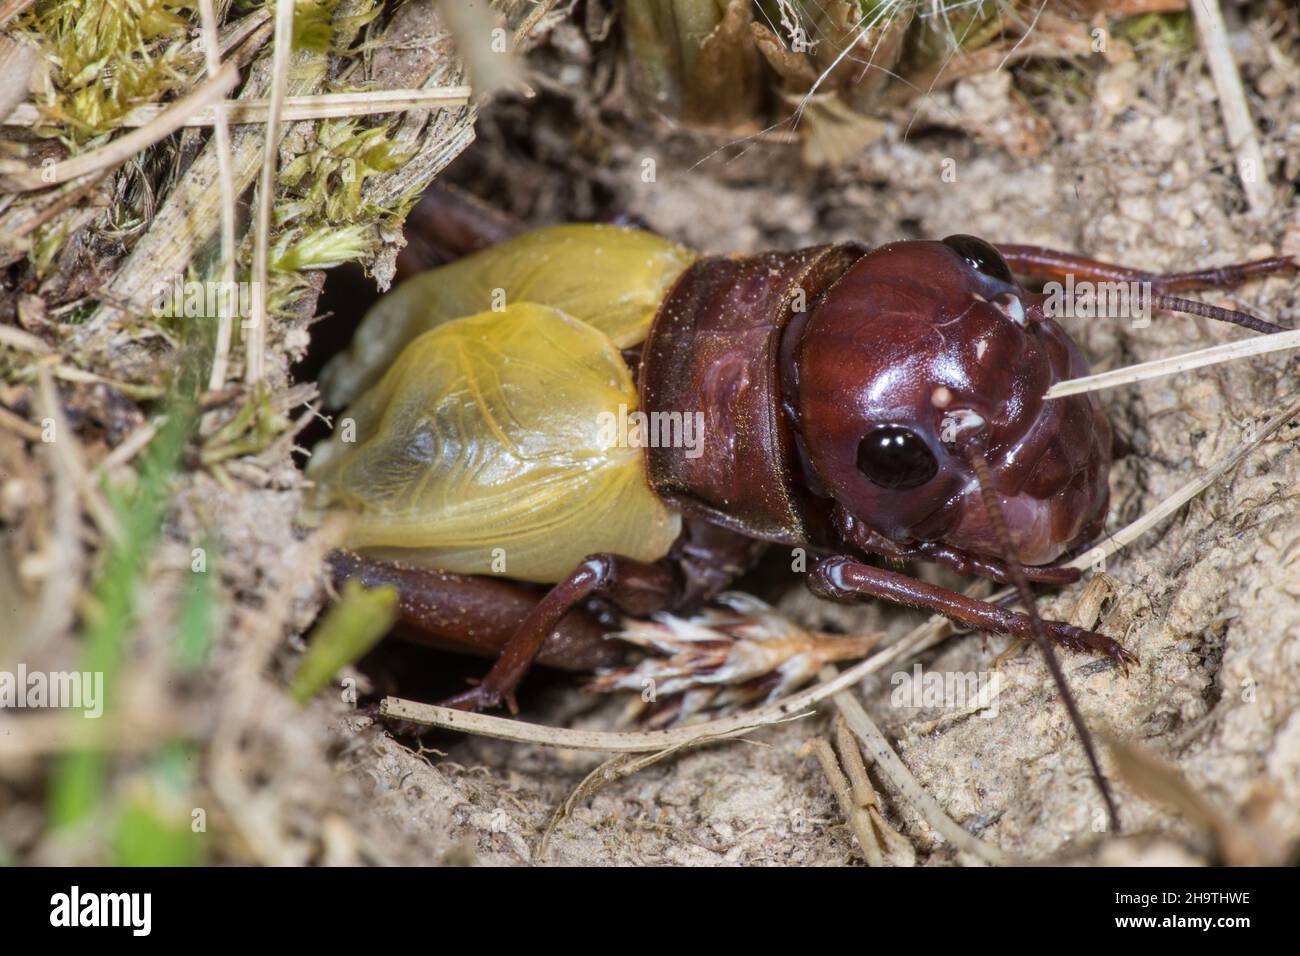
[668,517,770,608]
[441,554,679,713]
[807,556,1137,670]
[329,550,623,672]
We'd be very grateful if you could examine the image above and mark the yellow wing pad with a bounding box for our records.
[308,303,682,584]
[320,223,695,408]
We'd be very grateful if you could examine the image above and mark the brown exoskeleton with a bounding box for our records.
[308,188,1293,829]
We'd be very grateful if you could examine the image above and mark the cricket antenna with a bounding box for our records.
[1147,293,1287,335]
[965,443,1122,833]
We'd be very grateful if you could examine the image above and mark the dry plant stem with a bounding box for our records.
[49,364,163,400]
[513,0,560,47]
[834,716,881,821]
[538,753,641,862]
[34,362,120,543]
[1190,0,1272,215]
[0,63,239,191]
[2,88,473,128]
[0,323,52,354]
[383,695,814,752]
[0,172,107,245]
[995,0,1050,72]
[0,404,43,441]
[833,720,890,864]
[24,364,83,653]
[1067,392,1300,571]
[197,88,470,123]
[0,710,206,760]
[805,735,884,865]
[0,0,34,30]
[1046,327,1300,398]
[828,677,1009,866]
[833,714,915,865]
[199,0,238,395]
[245,0,296,385]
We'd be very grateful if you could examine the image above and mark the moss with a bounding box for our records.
[271,222,377,272]
[20,0,200,146]
[277,118,409,226]
[30,216,73,279]
[1113,12,1196,56]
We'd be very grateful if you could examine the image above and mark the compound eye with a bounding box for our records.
[942,234,1015,285]
[856,426,938,490]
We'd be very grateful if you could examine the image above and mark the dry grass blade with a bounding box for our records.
[0,0,34,31]
[829,675,1009,866]
[803,735,884,865]
[245,0,296,385]
[382,695,812,752]
[0,323,53,354]
[834,715,915,865]
[0,62,239,191]
[0,710,207,760]
[34,363,120,542]
[3,88,474,127]
[94,420,160,477]
[1045,328,1300,399]
[804,718,918,868]
[199,0,238,395]
[0,33,40,123]
[1190,0,1272,215]
[24,364,84,652]
[203,87,471,122]
[0,404,43,441]
[0,171,107,245]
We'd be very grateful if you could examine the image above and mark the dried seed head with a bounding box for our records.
[587,593,881,727]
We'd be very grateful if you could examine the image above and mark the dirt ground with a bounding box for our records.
[4,2,1300,867]
[317,10,1300,866]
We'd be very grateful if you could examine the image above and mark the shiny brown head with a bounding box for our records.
[790,236,1112,566]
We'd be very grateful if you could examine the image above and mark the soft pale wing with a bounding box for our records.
[308,303,682,584]
[320,223,695,407]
